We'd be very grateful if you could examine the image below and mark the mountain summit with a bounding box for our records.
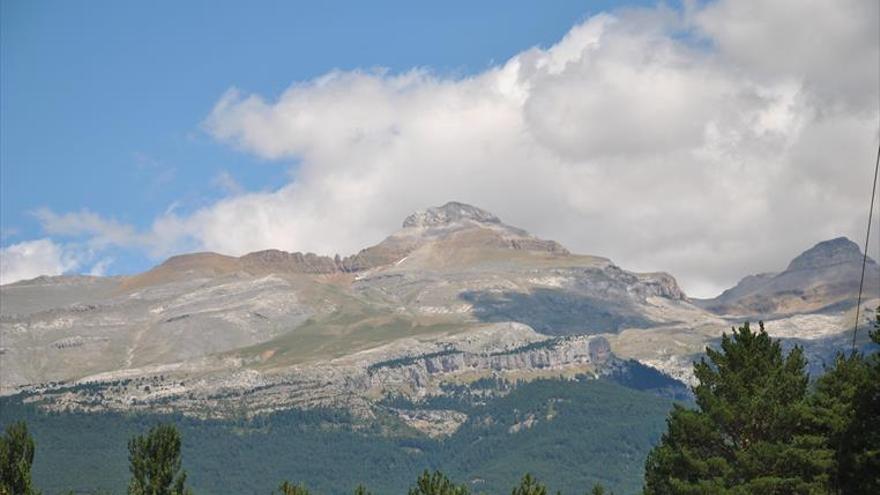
[122,202,569,282]
[699,237,879,316]
[403,201,502,228]
[786,237,874,271]
[345,202,569,270]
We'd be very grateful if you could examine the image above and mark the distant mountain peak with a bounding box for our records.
[786,237,871,271]
[402,201,502,228]
[698,236,879,317]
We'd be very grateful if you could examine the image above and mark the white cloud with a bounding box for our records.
[88,257,114,277]
[31,0,880,297]
[693,0,879,111]
[0,239,78,285]
[34,209,140,249]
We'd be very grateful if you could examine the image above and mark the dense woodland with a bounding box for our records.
[1,309,878,494]
[0,377,672,494]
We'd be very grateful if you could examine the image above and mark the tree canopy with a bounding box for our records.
[407,470,470,495]
[0,421,39,495]
[644,322,832,493]
[644,313,880,494]
[127,424,192,495]
[811,309,880,493]
[510,473,547,495]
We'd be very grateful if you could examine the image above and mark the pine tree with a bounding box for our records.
[127,424,192,495]
[511,474,547,495]
[589,483,610,495]
[353,484,372,495]
[813,307,880,493]
[0,421,39,495]
[407,470,469,495]
[277,481,311,495]
[643,322,833,494]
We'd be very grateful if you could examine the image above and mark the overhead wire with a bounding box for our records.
[851,141,880,351]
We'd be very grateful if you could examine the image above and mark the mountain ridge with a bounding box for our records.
[1,202,877,432]
[115,201,571,291]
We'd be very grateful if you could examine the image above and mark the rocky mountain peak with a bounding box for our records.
[402,201,502,229]
[699,236,879,316]
[786,237,872,271]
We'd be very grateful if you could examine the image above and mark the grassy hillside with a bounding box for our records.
[0,378,675,495]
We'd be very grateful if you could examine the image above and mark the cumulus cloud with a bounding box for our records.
[28,0,880,297]
[0,239,78,285]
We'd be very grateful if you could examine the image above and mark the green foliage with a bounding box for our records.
[811,306,880,493]
[589,483,609,495]
[644,312,880,494]
[3,314,878,495]
[2,377,671,494]
[407,470,469,495]
[511,473,547,495]
[127,424,192,495]
[438,378,672,494]
[352,484,372,495]
[0,421,39,495]
[277,481,311,495]
[872,306,880,345]
[644,322,833,494]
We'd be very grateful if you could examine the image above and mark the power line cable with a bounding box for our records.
[852,141,880,351]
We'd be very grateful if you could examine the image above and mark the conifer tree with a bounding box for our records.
[643,322,833,494]
[407,470,469,495]
[0,421,39,495]
[813,307,880,493]
[589,483,610,495]
[127,424,191,495]
[277,481,311,495]
[511,473,547,495]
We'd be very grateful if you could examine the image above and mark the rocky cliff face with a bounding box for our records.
[364,335,613,392]
[16,325,628,429]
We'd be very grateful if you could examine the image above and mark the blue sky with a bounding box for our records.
[2,0,658,275]
[1,0,877,296]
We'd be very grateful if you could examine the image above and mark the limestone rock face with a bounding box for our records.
[365,335,613,392]
[8,322,635,425]
[241,250,341,274]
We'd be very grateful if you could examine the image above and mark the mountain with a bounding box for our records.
[697,237,880,317]
[1,203,877,429]
[2,202,879,494]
